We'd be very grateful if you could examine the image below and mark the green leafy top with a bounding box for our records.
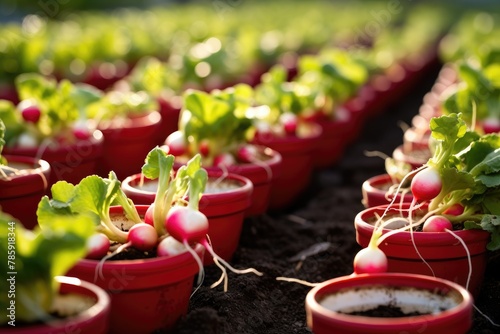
[295,48,369,118]
[142,147,207,235]
[124,56,183,99]
[86,90,158,123]
[0,73,102,146]
[38,171,142,244]
[178,86,255,165]
[0,209,94,325]
[442,61,500,128]
[253,65,317,121]
[419,113,500,250]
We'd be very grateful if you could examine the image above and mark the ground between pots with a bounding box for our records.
[172,64,500,334]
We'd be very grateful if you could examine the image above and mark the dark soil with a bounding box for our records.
[339,305,425,318]
[172,63,500,334]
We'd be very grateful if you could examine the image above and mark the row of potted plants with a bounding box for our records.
[304,18,500,330]
[2,6,494,334]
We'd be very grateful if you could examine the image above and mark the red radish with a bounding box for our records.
[165,205,263,291]
[165,131,187,156]
[165,206,209,244]
[254,120,273,140]
[20,104,41,123]
[443,203,464,216]
[86,233,110,260]
[157,236,188,257]
[481,117,500,134]
[236,145,258,163]
[16,133,38,148]
[423,215,453,232]
[213,152,236,167]
[410,167,442,202]
[199,140,210,157]
[353,246,388,274]
[279,112,298,135]
[144,203,155,226]
[127,223,158,251]
[73,120,91,140]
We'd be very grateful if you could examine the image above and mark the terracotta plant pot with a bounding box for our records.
[2,130,104,188]
[174,145,282,216]
[361,174,413,208]
[121,171,254,265]
[0,155,51,229]
[97,111,162,180]
[354,203,490,297]
[305,273,473,334]
[66,205,204,334]
[6,276,111,334]
[252,124,321,211]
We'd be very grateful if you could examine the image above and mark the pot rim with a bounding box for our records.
[354,203,491,246]
[0,155,51,198]
[362,174,414,200]
[306,272,472,329]
[122,170,253,203]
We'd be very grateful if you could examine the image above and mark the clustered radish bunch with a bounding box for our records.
[354,113,500,274]
[0,73,102,148]
[38,146,261,290]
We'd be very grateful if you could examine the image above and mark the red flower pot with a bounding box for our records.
[0,155,51,229]
[175,145,282,216]
[97,111,162,180]
[306,273,473,334]
[66,206,204,334]
[7,276,111,334]
[121,171,253,265]
[252,124,321,211]
[2,131,104,187]
[354,203,490,297]
[156,96,182,145]
[361,174,414,208]
[392,144,430,170]
[309,109,355,169]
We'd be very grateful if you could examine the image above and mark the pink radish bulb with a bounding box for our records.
[20,104,41,123]
[16,133,38,148]
[410,167,442,202]
[165,131,187,156]
[213,152,236,167]
[443,203,464,216]
[353,246,388,274]
[279,112,298,135]
[73,120,91,140]
[165,206,209,244]
[481,117,500,134]
[86,233,110,260]
[127,223,158,251]
[423,215,453,232]
[199,140,210,157]
[157,236,188,257]
[144,203,155,226]
[237,145,258,163]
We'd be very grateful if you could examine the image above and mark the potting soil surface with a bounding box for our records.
[172,64,500,334]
